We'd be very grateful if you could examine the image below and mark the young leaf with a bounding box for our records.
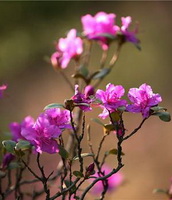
[73,171,84,178]
[8,162,21,170]
[91,118,104,126]
[59,145,69,159]
[153,111,171,122]
[92,68,110,79]
[153,188,168,194]
[79,65,89,78]
[150,106,166,112]
[106,148,125,156]
[64,180,76,193]
[15,140,31,151]
[2,140,16,154]
[73,153,94,161]
[44,103,64,110]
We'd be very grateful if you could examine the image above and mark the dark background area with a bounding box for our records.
[0,2,172,199]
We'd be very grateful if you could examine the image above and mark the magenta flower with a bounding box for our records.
[0,84,7,98]
[96,83,127,119]
[1,153,15,169]
[127,83,162,118]
[81,12,119,50]
[120,16,139,44]
[9,116,35,142]
[57,29,83,68]
[90,165,123,194]
[21,108,71,154]
[43,108,72,130]
[72,85,93,111]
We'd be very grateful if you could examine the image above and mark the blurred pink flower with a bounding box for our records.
[58,29,83,68]
[81,12,119,50]
[0,84,7,98]
[127,83,162,118]
[51,52,63,70]
[121,16,139,44]
[10,116,35,142]
[96,83,127,119]
[91,165,123,194]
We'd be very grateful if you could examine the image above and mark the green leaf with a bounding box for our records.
[150,106,167,112]
[79,65,89,78]
[104,124,116,131]
[106,148,125,156]
[74,103,90,107]
[15,140,31,151]
[64,180,76,193]
[59,145,69,159]
[117,106,126,112]
[91,118,104,126]
[153,188,168,194]
[8,162,21,170]
[0,170,6,178]
[96,33,116,40]
[73,153,94,161]
[73,171,84,178]
[2,140,16,154]
[44,103,64,110]
[153,111,171,122]
[92,68,110,79]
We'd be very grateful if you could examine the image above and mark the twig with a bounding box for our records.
[123,118,147,141]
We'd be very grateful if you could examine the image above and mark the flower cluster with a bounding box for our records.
[51,11,139,69]
[74,83,162,119]
[9,108,71,154]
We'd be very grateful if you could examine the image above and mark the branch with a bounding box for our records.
[123,118,147,141]
[80,164,124,200]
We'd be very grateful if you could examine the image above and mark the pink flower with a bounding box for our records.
[121,16,139,44]
[44,108,72,130]
[72,85,93,111]
[90,165,123,194]
[51,52,63,70]
[0,84,7,98]
[81,12,119,50]
[56,29,83,69]
[96,83,127,119]
[21,108,71,154]
[9,116,35,142]
[127,83,162,118]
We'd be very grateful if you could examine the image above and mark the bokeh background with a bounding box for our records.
[0,1,172,199]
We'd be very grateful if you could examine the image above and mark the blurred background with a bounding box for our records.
[0,1,172,199]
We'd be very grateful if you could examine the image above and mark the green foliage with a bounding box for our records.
[106,148,125,156]
[92,68,110,79]
[44,103,64,110]
[73,170,84,178]
[15,140,31,151]
[2,140,16,154]
[73,153,94,161]
[153,111,171,122]
[59,145,69,159]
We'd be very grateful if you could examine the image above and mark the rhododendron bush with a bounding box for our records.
[0,11,171,200]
